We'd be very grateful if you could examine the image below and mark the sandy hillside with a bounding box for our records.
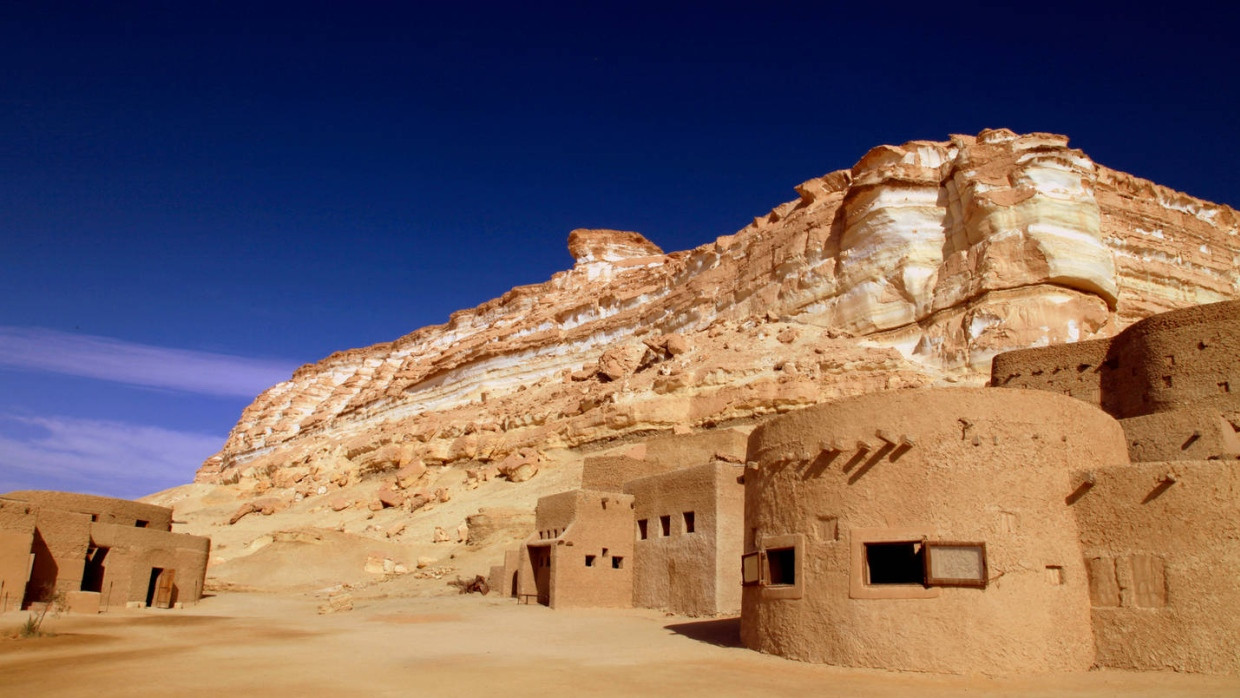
[146,447,589,595]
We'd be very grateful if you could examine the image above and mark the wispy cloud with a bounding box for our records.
[0,326,299,398]
[0,414,223,499]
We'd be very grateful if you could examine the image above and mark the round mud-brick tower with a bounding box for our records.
[740,387,1129,675]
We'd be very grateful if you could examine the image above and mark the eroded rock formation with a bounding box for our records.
[196,129,1240,494]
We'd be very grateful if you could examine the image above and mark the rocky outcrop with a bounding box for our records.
[195,129,1240,493]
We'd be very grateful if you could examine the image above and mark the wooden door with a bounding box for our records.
[153,568,176,609]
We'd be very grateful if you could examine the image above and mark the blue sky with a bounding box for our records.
[1,2,1237,498]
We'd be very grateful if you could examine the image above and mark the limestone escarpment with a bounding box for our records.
[195,129,1240,493]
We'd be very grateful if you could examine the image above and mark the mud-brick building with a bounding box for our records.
[992,299,1240,673]
[0,491,210,612]
[624,461,744,617]
[991,299,1239,462]
[500,429,748,615]
[516,489,635,608]
[741,388,1115,675]
[741,300,1239,675]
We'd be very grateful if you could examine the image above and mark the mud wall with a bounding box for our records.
[741,388,1127,674]
[522,490,634,609]
[0,499,36,612]
[993,300,1240,421]
[3,490,173,531]
[1072,459,1240,673]
[625,462,744,616]
[88,524,211,607]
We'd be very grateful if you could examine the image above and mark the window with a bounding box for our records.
[741,552,761,586]
[637,519,648,540]
[741,534,803,599]
[612,556,624,569]
[767,547,796,586]
[683,511,695,533]
[923,542,987,587]
[585,555,596,567]
[865,542,924,585]
[860,539,988,589]
[135,520,149,528]
[659,515,671,537]
[853,535,987,595]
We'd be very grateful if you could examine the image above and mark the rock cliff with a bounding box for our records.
[195,129,1239,496]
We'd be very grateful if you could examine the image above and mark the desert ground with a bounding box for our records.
[2,589,1238,698]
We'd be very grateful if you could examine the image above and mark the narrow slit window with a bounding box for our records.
[683,511,695,533]
[637,519,648,540]
[659,515,671,537]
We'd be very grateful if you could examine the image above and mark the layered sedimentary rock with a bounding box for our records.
[196,129,1240,493]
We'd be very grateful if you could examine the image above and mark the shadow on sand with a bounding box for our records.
[663,616,743,648]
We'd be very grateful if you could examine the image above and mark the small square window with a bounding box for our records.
[767,547,796,586]
[659,515,671,537]
[585,555,595,567]
[637,519,648,540]
[683,511,695,533]
[612,556,623,569]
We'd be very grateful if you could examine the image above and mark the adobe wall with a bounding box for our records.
[2,490,173,530]
[89,523,211,606]
[582,429,748,491]
[522,490,635,608]
[580,455,650,493]
[488,549,520,598]
[741,388,1128,675]
[24,506,92,603]
[624,461,744,616]
[641,429,748,468]
[992,300,1240,421]
[1119,409,1240,462]
[990,338,1111,406]
[1101,300,1239,418]
[0,499,36,612]
[1072,460,1240,673]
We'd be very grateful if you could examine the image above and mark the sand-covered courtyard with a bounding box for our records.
[3,591,1237,697]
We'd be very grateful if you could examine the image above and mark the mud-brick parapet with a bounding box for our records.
[741,387,1128,675]
[3,490,174,530]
